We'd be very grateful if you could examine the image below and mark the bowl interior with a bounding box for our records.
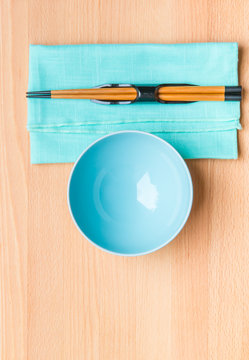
[68,132,192,255]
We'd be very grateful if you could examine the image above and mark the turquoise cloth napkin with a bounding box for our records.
[27,43,241,164]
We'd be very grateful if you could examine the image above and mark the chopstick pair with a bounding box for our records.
[26,83,242,104]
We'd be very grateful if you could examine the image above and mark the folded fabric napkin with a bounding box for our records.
[27,43,241,164]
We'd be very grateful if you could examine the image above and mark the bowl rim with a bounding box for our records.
[67,130,193,257]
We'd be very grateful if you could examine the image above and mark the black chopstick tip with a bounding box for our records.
[224,86,242,101]
[26,95,51,98]
[26,90,51,95]
[26,90,51,98]
[225,86,242,94]
[224,94,242,101]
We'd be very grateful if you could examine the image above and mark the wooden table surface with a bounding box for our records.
[1,0,249,359]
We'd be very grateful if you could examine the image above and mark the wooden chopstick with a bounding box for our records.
[52,90,225,101]
[51,93,225,101]
[50,86,225,96]
[51,87,224,101]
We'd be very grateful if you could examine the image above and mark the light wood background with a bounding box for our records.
[1,0,249,359]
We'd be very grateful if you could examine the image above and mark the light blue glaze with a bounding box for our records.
[68,131,193,256]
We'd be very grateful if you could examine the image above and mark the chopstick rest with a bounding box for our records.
[26,83,242,104]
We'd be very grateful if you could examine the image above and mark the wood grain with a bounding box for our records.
[1,0,249,359]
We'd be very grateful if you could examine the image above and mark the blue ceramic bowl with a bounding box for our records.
[68,131,193,256]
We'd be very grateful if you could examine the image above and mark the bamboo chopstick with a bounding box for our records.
[50,93,225,101]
